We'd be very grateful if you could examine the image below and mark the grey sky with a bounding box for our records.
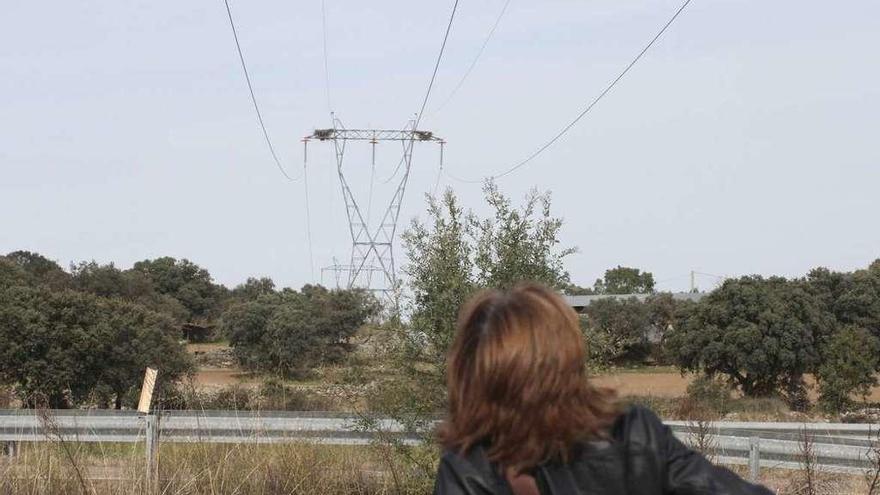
[1,0,878,292]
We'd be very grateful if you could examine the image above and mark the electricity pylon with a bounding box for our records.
[305,117,444,296]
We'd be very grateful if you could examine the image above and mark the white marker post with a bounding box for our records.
[139,367,159,494]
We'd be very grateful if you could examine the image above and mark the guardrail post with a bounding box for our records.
[3,441,18,458]
[748,436,760,482]
[145,413,160,494]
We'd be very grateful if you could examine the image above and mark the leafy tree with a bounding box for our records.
[666,276,833,402]
[391,184,574,411]
[95,299,192,408]
[645,293,691,363]
[132,257,223,320]
[593,266,655,294]
[3,250,71,290]
[401,189,474,387]
[71,261,149,299]
[231,277,277,302]
[220,299,277,368]
[0,285,192,408]
[0,257,30,289]
[806,261,880,339]
[356,184,576,488]
[563,283,595,295]
[224,287,376,377]
[71,260,189,323]
[815,325,880,412]
[0,287,105,407]
[581,297,650,365]
[470,183,573,290]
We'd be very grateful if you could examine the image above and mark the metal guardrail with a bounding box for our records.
[1,410,877,474]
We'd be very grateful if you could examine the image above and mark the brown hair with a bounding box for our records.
[439,283,617,473]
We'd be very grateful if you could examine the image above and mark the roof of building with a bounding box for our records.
[563,292,706,309]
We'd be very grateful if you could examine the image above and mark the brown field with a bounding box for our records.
[591,370,694,397]
[189,344,880,403]
[193,366,880,402]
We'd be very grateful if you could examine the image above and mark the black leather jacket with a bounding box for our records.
[433,406,772,495]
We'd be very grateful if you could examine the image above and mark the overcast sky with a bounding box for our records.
[1,0,878,292]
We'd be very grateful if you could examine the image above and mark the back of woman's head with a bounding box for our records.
[439,283,617,473]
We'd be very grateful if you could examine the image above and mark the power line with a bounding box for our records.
[414,0,460,129]
[223,0,301,181]
[377,117,416,184]
[446,0,693,184]
[303,139,316,281]
[374,2,460,189]
[320,0,333,114]
[378,154,406,184]
[429,0,512,117]
[413,0,459,195]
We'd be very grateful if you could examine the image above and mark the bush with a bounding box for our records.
[816,325,880,412]
[223,286,377,377]
[212,385,254,410]
[0,385,12,408]
[256,379,332,411]
[581,298,651,366]
[155,382,334,412]
[666,276,833,400]
[686,374,732,413]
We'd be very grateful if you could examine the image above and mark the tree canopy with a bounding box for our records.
[593,266,656,294]
[398,184,574,408]
[0,285,191,408]
[666,276,834,400]
[132,257,224,321]
[222,285,378,377]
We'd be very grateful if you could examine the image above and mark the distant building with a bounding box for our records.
[563,292,705,313]
[565,292,707,344]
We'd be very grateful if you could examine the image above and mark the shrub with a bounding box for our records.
[581,298,651,365]
[256,379,332,411]
[816,325,880,412]
[686,374,732,413]
[224,287,377,377]
[666,276,833,400]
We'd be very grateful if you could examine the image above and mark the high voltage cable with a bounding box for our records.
[376,2,459,190]
[320,0,333,114]
[223,0,301,181]
[414,0,460,129]
[413,0,459,196]
[303,141,316,281]
[429,0,512,117]
[446,0,693,184]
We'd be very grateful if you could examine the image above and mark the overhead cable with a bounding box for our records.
[414,0,460,129]
[446,0,693,184]
[430,0,512,117]
[303,140,316,280]
[223,0,301,181]
[415,0,460,195]
[321,0,334,114]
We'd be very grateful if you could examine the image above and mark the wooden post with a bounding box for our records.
[145,413,160,494]
[3,441,18,458]
[748,436,760,482]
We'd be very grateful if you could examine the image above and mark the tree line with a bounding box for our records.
[0,251,375,408]
[393,185,880,415]
[2,182,878,414]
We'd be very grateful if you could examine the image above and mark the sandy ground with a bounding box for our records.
[191,368,255,387]
[590,371,695,397]
[189,344,880,402]
[192,366,880,401]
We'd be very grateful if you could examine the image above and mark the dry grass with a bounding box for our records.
[1,441,427,495]
[726,465,865,494]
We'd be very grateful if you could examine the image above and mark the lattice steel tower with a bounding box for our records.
[305,118,444,295]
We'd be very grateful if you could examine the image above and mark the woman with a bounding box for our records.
[434,284,771,495]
